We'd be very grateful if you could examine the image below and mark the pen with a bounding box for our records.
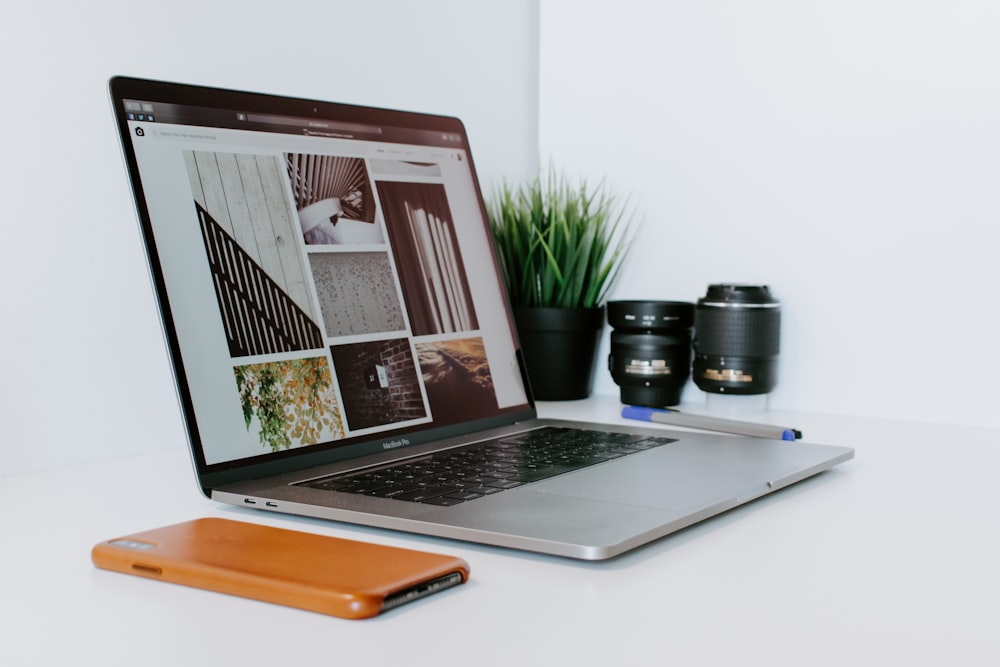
[621,405,802,441]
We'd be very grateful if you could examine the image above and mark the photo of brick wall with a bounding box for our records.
[330,338,427,431]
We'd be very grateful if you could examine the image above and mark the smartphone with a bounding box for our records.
[91,517,470,619]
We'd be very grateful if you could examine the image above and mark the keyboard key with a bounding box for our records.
[393,486,458,502]
[443,490,484,501]
[421,495,466,506]
[486,479,524,490]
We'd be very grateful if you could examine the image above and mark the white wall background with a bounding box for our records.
[0,0,539,476]
[4,0,999,478]
[540,0,1000,427]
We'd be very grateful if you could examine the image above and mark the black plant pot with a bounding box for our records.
[513,306,605,401]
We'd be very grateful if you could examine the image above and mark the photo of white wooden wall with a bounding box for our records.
[184,150,323,358]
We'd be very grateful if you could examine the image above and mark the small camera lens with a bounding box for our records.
[692,284,781,395]
[607,300,694,407]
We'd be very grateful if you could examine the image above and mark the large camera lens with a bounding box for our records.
[692,284,781,395]
[607,300,694,407]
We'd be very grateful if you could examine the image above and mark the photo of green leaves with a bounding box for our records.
[234,356,344,452]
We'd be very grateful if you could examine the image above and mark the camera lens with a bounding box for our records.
[607,300,694,407]
[692,284,780,395]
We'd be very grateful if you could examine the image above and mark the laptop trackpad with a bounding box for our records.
[526,446,777,510]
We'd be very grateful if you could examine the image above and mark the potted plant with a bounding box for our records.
[487,166,635,400]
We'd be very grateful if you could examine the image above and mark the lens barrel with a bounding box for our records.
[692,284,780,395]
[607,300,694,407]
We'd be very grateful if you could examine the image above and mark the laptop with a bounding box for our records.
[109,76,853,560]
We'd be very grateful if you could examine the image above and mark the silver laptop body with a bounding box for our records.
[109,76,853,560]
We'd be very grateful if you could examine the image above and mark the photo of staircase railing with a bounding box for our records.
[197,202,324,358]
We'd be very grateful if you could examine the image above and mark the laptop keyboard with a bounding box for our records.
[297,427,676,506]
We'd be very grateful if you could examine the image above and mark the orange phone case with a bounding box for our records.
[91,517,469,619]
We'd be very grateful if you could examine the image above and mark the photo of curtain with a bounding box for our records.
[376,181,479,336]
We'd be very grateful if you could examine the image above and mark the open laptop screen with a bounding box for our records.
[110,78,531,474]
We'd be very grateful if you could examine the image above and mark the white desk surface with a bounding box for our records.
[3,395,998,666]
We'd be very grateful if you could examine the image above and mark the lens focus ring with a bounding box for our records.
[693,307,780,357]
